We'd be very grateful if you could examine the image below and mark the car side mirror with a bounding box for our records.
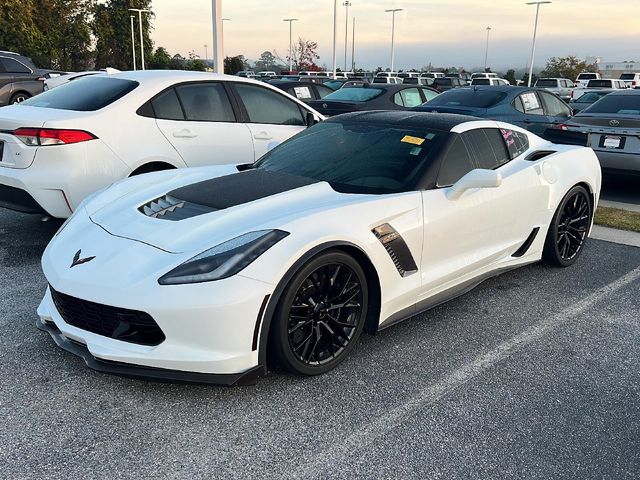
[446,169,502,200]
[306,111,317,127]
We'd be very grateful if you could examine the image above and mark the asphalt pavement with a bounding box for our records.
[0,208,638,480]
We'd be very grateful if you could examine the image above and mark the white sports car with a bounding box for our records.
[37,112,601,385]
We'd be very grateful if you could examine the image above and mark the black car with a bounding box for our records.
[413,86,572,137]
[0,51,46,105]
[432,77,467,92]
[307,84,439,116]
[269,80,334,103]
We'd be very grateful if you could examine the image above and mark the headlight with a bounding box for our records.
[158,230,289,285]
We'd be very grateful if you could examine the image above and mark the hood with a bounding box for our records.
[87,167,365,254]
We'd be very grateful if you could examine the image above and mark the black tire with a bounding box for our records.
[270,251,369,376]
[9,92,30,104]
[542,185,592,267]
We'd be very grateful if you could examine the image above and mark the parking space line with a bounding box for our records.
[291,266,640,479]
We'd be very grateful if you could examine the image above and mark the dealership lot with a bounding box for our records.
[1,208,638,479]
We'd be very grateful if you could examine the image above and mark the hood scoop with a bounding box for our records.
[139,195,216,221]
[139,169,319,221]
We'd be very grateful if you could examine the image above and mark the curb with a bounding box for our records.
[598,200,640,213]
[590,225,640,248]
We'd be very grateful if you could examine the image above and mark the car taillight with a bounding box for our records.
[633,81,637,86]
[13,128,97,146]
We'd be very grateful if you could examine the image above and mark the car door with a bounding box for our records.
[513,91,553,135]
[152,82,255,167]
[420,127,543,295]
[231,82,308,159]
[538,90,572,127]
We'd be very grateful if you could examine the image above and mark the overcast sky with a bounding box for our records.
[151,0,639,71]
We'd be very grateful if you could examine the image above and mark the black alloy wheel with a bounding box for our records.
[271,251,368,375]
[543,185,592,267]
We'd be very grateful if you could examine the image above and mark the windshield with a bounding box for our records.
[21,77,138,111]
[426,88,507,108]
[578,73,597,80]
[255,120,447,194]
[620,73,636,80]
[322,87,384,102]
[581,94,640,115]
[587,80,612,88]
[536,79,558,87]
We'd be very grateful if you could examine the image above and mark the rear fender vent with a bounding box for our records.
[372,223,418,277]
[139,195,215,221]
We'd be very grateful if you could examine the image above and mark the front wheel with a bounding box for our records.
[270,251,368,376]
[542,185,592,267]
[10,92,30,104]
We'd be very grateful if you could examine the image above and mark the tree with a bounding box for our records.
[540,56,596,81]
[505,69,516,85]
[287,38,320,71]
[148,47,171,69]
[92,0,154,70]
[224,55,247,75]
[254,51,283,72]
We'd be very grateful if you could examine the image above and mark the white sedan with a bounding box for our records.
[0,70,322,218]
[37,112,601,385]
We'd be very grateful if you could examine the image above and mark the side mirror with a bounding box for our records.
[446,169,502,200]
[306,111,317,127]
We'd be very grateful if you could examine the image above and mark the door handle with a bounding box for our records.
[172,129,197,138]
[253,131,273,140]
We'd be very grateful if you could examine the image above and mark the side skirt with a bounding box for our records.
[378,263,534,331]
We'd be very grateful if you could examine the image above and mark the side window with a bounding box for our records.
[518,92,545,115]
[437,136,475,187]
[513,95,525,113]
[500,129,530,159]
[393,91,405,106]
[539,91,571,117]
[400,88,422,107]
[462,128,510,170]
[234,84,305,125]
[421,88,439,102]
[151,89,184,120]
[175,83,235,122]
[1,57,31,73]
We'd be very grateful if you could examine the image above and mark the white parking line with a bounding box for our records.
[291,266,640,479]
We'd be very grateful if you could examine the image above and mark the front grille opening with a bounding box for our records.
[50,287,165,346]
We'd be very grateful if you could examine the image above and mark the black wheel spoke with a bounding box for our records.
[556,191,590,261]
[286,261,364,366]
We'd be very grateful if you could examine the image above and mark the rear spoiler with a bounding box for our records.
[542,128,590,147]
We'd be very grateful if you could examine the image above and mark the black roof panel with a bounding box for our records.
[325,110,482,131]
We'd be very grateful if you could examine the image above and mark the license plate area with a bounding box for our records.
[599,135,626,150]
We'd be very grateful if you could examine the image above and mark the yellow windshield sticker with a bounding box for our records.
[401,135,425,146]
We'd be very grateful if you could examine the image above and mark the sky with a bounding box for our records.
[151,0,640,71]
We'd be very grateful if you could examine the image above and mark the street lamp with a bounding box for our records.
[128,8,151,70]
[283,18,298,72]
[526,1,552,87]
[343,1,351,72]
[130,15,136,71]
[351,17,356,71]
[211,0,223,74]
[204,44,208,62]
[332,0,337,79]
[484,26,491,72]
[385,8,403,73]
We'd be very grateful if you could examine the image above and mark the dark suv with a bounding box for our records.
[433,77,467,92]
[0,51,45,106]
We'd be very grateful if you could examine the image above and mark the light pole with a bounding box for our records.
[283,18,298,72]
[351,17,356,72]
[526,1,551,87]
[484,26,491,72]
[221,18,230,61]
[129,8,151,70]
[385,8,403,73]
[332,0,337,79]
[204,44,208,62]
[211,0,223,74]
[343,1,351,72]
[130,15,136,71]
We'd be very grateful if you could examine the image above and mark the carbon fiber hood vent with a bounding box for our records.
[139,194,216,221]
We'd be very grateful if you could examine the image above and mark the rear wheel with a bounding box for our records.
[270,251,368,375]
[10,92,30,104]
[542,185,592,267]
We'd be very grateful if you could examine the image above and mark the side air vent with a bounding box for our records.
[525,150,556,161]
[512,227,540,257]
[372,223,418,277]
[139,195,216,221]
